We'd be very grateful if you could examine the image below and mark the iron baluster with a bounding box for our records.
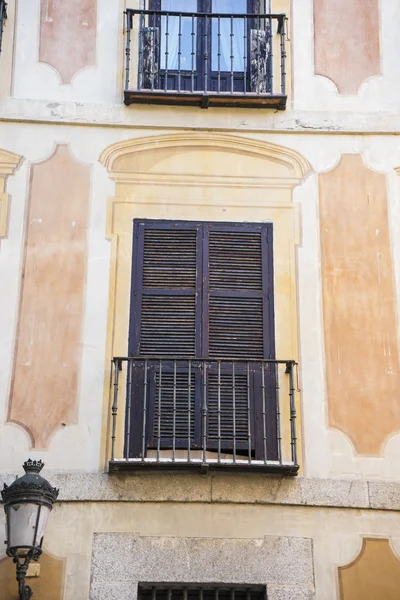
[257,15,261,94]
[138,9,145,90]
[202,361,207,465]
[280,15,287,95]
[164,12,169,92]
[247,361,252,463]
[191,14,195,92]
[275,361,282,463]
[288,361,297,464]
[151,13,156,91]
[178,14,182,92]
[188,359,192,462]
[243,15,247,94]
[141,359,148,459]
[172,359,177,462]
[111,358,121,462]
[261,363,267,463]
[204,14,208,93]
[230,15,234,94]
[125,358,133,459]
[217,15,221,93]
[125,10,132,91]
[269,14,273,93]
[232,360,236,463]
[217,360,221,462]
[157,359,162,461]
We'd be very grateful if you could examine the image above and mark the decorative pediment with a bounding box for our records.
[100,133,312,188]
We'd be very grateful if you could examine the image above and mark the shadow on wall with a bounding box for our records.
[0,550,65,599]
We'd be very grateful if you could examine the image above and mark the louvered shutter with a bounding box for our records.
[203,224,276,457]
[127,221,202,457]
[127,219,276,460]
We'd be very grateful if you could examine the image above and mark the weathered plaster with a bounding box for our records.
[8,144,91,448]
[314,0,380,95]
[39,0,97,85]
[319,154,400,456]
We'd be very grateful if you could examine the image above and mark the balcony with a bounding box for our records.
[124,7,288,109]
[109,357,299,475]
[0,1,7,54]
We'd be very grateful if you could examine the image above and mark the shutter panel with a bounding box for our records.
[203,224,274,456]
[131,224,200,358]
[149,367,197,447]
[128,221,202,456]
[206,228,267,360]
[207,370,250,451]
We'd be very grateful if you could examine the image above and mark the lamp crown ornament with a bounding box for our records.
[1,459,59,508]
[23,459,45,474]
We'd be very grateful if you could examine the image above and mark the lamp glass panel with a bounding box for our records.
[8,503,50,550]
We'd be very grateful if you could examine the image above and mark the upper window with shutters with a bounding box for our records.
[123,1,288,110]
[110,219,299,475]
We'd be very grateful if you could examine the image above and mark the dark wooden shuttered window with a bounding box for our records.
[128,219,275,458]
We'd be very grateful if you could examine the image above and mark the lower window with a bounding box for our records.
[138,584,267,600]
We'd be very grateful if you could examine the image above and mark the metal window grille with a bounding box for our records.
[138,584,267,600]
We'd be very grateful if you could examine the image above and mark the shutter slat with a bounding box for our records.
[207,372,250,445]
[209,297,264,359]
[209,231,263,291]
[143,229,197,289]
[152,371,196,443]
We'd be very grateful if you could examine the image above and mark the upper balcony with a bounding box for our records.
[124,3,288,110]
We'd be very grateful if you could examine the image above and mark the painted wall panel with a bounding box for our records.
[39,0,97,84]
[319,154,400,455]
[339,538,400,600]
[8,145,91,448]
[314,0,380,94]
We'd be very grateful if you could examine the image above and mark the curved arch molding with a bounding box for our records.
[0,149,23,242]
[100,132,311,184]
[314,0,380,95]
[339,538,400,600]
[320,154,400,455]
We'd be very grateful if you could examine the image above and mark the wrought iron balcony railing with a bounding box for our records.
[124,8,287,109]
[0,1,7,54]
[109,357,299,475]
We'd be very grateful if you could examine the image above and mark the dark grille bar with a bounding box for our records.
[109,357,299,475]
[124,7,287,109]
[139,584,266,600]
[0,1,7,54]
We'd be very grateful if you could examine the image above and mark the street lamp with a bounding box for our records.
[2,459,59,600]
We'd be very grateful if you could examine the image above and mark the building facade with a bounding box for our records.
[1,0,400,598]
